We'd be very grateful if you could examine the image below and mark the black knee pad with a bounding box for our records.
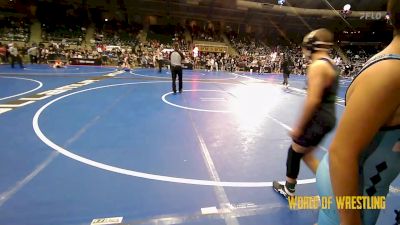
[286,146,304,179]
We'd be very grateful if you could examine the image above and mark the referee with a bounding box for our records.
[170,43,185,94]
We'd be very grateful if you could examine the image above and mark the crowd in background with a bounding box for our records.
[94,21,142,46]
[0,17,30,42]
[188,24,224,42]
[0,15,382,78]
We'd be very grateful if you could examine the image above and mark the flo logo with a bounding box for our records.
[360,12,385,20]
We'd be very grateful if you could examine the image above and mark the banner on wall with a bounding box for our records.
[69,58,102,65]
[195,44,228,53]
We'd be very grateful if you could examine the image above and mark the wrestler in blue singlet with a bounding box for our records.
[317,54,400,225]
